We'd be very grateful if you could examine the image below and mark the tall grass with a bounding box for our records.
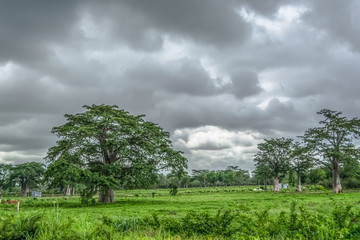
[1,199,360,239]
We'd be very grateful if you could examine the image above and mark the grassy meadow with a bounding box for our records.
[1,186,360,239]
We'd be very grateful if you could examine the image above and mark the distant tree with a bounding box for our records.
[340,159,360,188]
[157,174,169,188]
[223,170,236,187]
[191,170,209,188]
[10,162,45,197]
[302,109,360,193]
[180,174,191,188]
[291,142,313,192]
[44,153,82,195]
[0,164,11,196]
[45,104,187,203]
[225,166,250,186]
[254,138,293,192]
[253,159,273,191]
[307,168,327,185]
[206,171,218,187]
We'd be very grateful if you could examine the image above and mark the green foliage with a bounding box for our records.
[79,188,97,205]
[44,154,82,193]
[302,109,360,193]
[169,183,178,196]
[45,104,187,202]
[10,162,45,196]
[1,188,360,239]
[0,212,43,240]
[254,137,293,191]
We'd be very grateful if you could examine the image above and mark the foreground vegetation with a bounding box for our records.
[1,187,360,239]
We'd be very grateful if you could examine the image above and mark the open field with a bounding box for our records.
[1,186,360,239]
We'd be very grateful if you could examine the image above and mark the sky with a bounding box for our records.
[1,0,360,172]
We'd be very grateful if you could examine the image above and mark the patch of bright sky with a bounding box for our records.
[0,152,13,164]
[256,67,292,110]
[175,125,260,150]
[151,36,187,63]
[239,5,309,41]
[199,57,231,88]
[0,62,17,82]
[174,126,264,171]
[77,12,112,40]
[151,37,229,88]
[256,96,291,110]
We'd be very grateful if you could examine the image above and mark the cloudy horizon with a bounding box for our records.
[1,0,359,172]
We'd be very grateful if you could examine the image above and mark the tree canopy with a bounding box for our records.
[302,109,360,193]
[10,162,45,197]
[254,138,293,191]
[45,104,187,202]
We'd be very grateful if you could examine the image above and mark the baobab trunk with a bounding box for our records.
[297,173,302,192]
[98,188,114,203]
[65,185,71,196]
[21,183,29,197]
[273,176,279,192]
[332,163,342,193]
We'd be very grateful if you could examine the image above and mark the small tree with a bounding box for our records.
[253,162,272,191]
[46,104,187,203]
[254,138,293,192]
[44,153,82,195]
[191,170,209,188]
[291,142,313,192]
[10,162,45,197]
[302,109,360,193]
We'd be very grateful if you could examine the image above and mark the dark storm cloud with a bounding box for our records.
[303,0,360,52]
[241,0,293,16]
[123,57,221,96]
[79,0,251,51]
[228,70,263,98]
[0,0,80,64]
[119,0,251,48]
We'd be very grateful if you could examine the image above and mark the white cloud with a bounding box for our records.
[174,126,263,171]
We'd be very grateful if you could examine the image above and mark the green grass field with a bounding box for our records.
[1,186,360,239]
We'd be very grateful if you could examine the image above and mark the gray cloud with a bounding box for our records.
[0,0,80,64]
[0,0,359,171]
[229,70,263,98]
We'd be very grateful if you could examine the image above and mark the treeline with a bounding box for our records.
[157,166,252,188]
[0,163,252,197]
[1,160,360,198]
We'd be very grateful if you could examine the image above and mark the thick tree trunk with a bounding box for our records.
[332,163,342,193]
[98,188,114,203]
[297,173,302,192]
[71,186,75,196]
[21,184,28,197]
[0,185,2,196]
[65,185,71,196]
[21,187,26,197]
[273,176,279,192]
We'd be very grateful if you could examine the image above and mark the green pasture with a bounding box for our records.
[2,186,360,218]
[1,186,360,239]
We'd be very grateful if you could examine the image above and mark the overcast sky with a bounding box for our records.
[1,0,359,172]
